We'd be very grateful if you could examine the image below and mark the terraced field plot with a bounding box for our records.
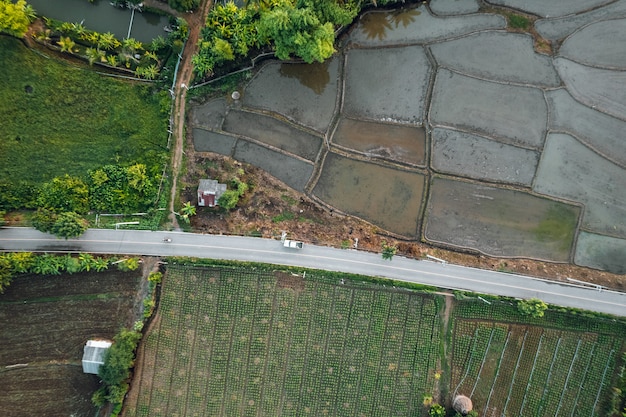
[124,265,443,417]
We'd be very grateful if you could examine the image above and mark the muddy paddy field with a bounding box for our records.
[188,2,626,277]
[0,269,143,417]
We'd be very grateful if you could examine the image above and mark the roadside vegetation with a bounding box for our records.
[0,251,140,293]
[0,0,35,38]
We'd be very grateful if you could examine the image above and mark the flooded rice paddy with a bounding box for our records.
[190,2,626,272]
[533,133,626,238]
[425,177,579,261]
[223,110,322,161]
[343,46,430,124]
[313,153,425,237]
[242,59,340,133]
[431,128,539,186]
[332,118,426,166]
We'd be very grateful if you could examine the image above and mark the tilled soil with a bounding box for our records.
[0,270,142,417]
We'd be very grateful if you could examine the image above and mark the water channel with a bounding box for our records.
[26,0,170,43]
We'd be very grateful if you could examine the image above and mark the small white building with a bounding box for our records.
[198,179,227,207]
[82,340,112,374]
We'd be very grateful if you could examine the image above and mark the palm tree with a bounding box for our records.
[180,201,196,219]
[79,253,95,271]
[143,50,159,63]
[136,64,159,80]
[23,4,37,23]
[85,47,101,65]
[93,258,110,272]
[123,37,143,54]
[106,54,119,67]
[71,21,87,37]
[59,21,74,35]
[57,36,76,53]
[82,31,100,45]
[98,32,121,51]
[148,35,167,52]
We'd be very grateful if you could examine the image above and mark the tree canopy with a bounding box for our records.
[0,0,35,38]
[37,175,89,214]
[258,4,335,63]
[193,0,386,78]
[32,208,88,239]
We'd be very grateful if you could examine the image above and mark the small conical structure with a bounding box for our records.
[452,395,473,415]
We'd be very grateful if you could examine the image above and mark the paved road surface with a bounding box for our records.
[1,227,624,316]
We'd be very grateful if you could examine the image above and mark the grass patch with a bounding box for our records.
[271,211,295,222]
[0,37,169,187]
[507,13,531,30]
[280,194,297,205]
[533,203,578,250]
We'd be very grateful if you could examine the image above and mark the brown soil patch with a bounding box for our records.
[275,271,305,292]
[0,270,142,417]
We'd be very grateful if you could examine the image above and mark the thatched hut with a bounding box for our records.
[452,395,473,415]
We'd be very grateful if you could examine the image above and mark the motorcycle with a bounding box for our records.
[163,238,172,243]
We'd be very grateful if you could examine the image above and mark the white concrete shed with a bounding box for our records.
[82,340,112,374]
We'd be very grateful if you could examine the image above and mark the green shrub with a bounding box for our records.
[148,271,162,284]
[96,327,142,407]
[117,257,140,271]
[382,240,397,260]
[429,403,446,417]
[517,297,548,318]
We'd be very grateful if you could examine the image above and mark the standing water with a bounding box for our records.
[26,0,169,43]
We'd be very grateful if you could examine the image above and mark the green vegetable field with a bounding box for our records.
[124,264,625,417]
[124,265,443,417]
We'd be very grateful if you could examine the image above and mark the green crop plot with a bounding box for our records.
[450,300,625,417]
[124,265,443,417]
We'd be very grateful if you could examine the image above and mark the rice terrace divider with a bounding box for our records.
[121,261,626,417]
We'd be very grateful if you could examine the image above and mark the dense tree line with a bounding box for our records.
[192,0,408,78]
[0,163,162,239]
[0,163,159,214]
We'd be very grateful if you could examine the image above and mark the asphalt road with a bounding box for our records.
[1,227,625,317]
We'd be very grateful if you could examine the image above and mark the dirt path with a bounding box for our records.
[155,0,213,230]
